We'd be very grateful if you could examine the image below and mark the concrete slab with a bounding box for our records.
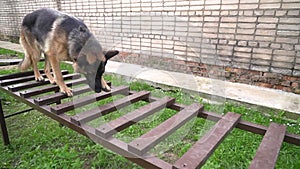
[106,61,300,116]
[0,41,24,53]
[0,40,299,116]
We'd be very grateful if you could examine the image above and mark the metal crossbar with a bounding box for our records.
[0,70,299,169]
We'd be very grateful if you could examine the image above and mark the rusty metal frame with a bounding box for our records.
[0,70,299,169]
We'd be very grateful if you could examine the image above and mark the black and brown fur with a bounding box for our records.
[19,8,118,96]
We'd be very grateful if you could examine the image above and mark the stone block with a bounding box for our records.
[251,65,270,72]
[258,17,279,23]
[276,10,287,16]
[260,3,281,9]
[221,4,238,10]
[274,49,295,56]
[280,18,300,24]
[252,59,272,66]
[256,29,276,36]
[261,0,281,4]
[252,53,272,60]
[220,23,237,28]
[282,3,300,9]
[288,10,300,16]
[276,37,298,44]
[293,70,300,76]
[253,48,272,54]
[232,62,251,69]
[271,66,293,75]
[278,24,300,30]
[219,28,236,34]
[256,23,277,29]
[255,36,275,42]
[273,61,292,70]
[264,10,276,16]
[239,4,259,9]
[238,16,257,23]
[277,31,299,37]
[270,43,281,49]
[238,41,248,46]
[204,16,219,22]
[236,35,254,40]
[217,49,233,56]
[237,28,255,34]
[234,46,252,52]
[221,17,237,22]
[234,52,252,58]
[249,41,259,47]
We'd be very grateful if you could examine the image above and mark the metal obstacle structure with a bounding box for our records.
[0,70,299,169]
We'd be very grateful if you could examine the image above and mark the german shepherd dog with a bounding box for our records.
[19,8,118,96]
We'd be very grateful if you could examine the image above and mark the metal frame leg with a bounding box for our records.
[0,99,10,145]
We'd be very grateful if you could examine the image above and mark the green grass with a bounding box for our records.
[0,48,23,57]
[0,48,299,169]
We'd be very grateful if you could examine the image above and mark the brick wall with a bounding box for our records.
[0,0,299,92]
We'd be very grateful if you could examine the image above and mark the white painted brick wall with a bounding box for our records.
[0,0,299,76]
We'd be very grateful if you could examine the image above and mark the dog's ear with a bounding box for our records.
[104,50,119,60]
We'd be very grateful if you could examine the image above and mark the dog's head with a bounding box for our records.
[72,36,118,93]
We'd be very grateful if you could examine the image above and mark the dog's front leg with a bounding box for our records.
[44,54,55,84]
[47,53,73,96]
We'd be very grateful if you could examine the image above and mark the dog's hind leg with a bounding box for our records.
[43,53,55,84]
[19,27,44,81]
[31,48,44,81]
[19,28,32,71]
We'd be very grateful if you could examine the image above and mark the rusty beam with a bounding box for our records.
[0,69,42,81]
[20,77,87,98]
[201,111,300,146]
[96,96,175,138]
[71,90,151,125]
[173,112,241,169]
[8,73,78,92]
[0,70,68,86]
[249,123,286,169]
[50,86,129,114]
[34,85,91,106]
[128,103,203,156]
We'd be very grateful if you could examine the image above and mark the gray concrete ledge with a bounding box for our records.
[0,41,24,53]
[106,61,300,116]
[0,40,299,116]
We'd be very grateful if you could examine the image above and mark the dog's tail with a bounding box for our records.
[19,27,34,71]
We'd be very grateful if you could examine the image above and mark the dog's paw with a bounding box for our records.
[101,77,111,92]
[61,87,73,97]
[49,79,56,85]
[102,85,111,92]
[35,76,44,82]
